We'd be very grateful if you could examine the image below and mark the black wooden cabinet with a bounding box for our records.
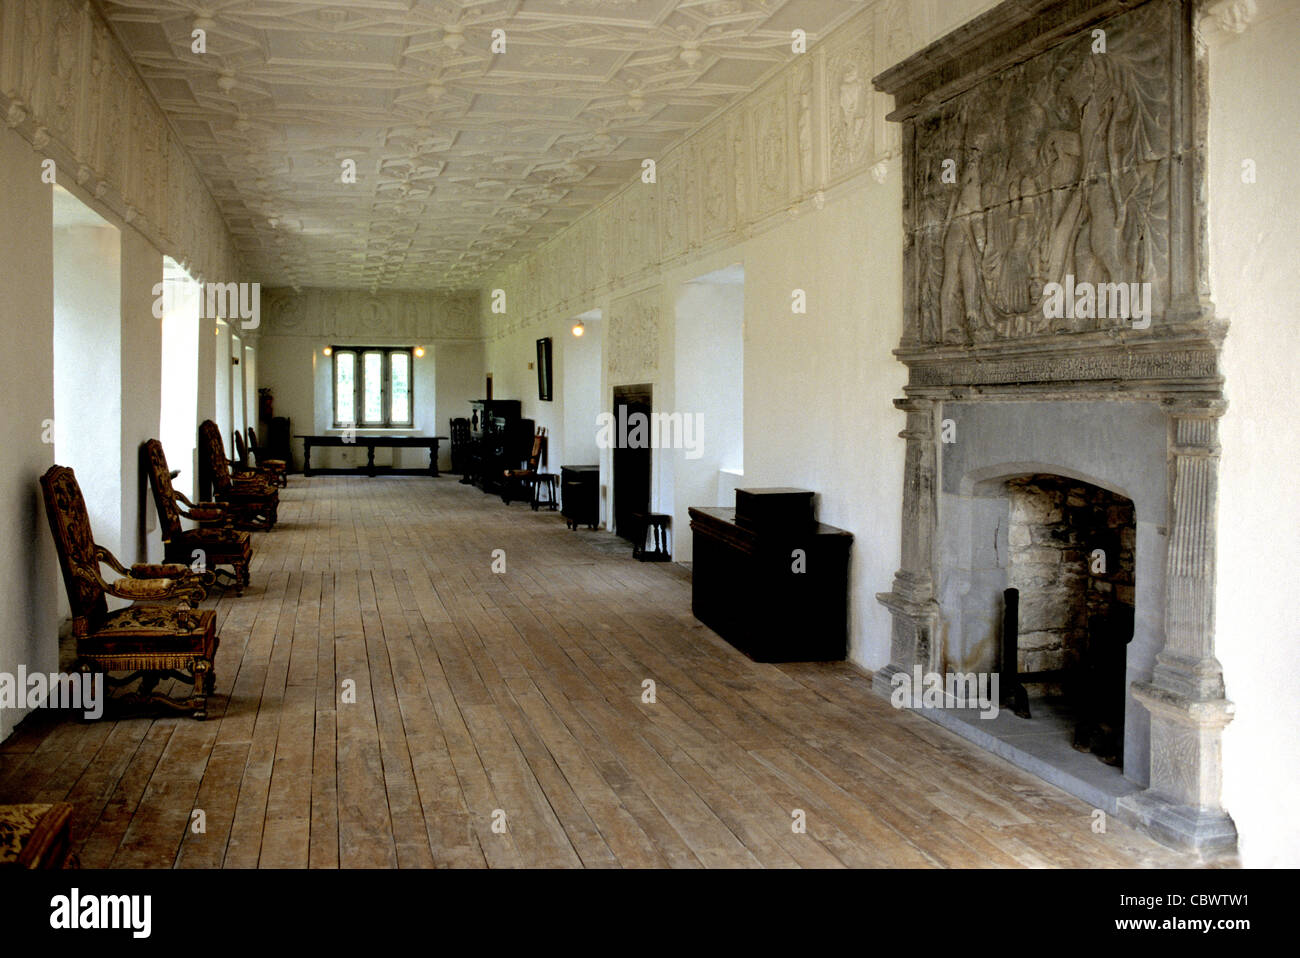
[689,493,852,662]
[561,465,599,530]
[467,400,532,493]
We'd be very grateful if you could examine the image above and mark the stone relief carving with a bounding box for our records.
[877,0,1233,853]
[913,1,1172,345]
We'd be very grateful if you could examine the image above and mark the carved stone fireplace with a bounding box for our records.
[872,0,1236,853]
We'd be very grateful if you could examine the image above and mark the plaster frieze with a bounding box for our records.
[260,287,480,343]
[0,0,244,284]
[480,0,968,341]
[608,286,663,385]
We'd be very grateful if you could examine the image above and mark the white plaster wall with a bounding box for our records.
[562,317,604,468]
[214,320,233,451]
[119,227,165,564]
[53,223,122,560]
[484,319,565,470]
[0,125,59,740]
[160,273,201,501]
[1205,0,1300,868]
[432,342,485,471]
[673,277,744,562]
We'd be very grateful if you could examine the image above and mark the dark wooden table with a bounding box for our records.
[297,434,449,477]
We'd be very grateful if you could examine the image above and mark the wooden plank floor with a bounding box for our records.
[0,476,1202,868]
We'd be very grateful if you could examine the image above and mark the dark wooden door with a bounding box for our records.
[613,384,652,542]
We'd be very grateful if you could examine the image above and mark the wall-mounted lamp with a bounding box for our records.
[414,345,426,358]
[322,346,332,356]
[571,320,585,337]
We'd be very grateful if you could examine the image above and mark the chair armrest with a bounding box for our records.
[76,566,201,604]
[174,492,229,523]
[129,562,192,579]
[175,492,225,511]
[104,576,188,601]
[94,545,132,578]
[181,506,228,523]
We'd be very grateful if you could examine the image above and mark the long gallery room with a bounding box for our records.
[0,0,1296,906]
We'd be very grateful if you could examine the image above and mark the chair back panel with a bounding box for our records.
[232,430,248,466]
[39,466,107,627]
[198,420,234,493]
[247,426,261,451]
[526,432,544,471]
[143,439,183,540]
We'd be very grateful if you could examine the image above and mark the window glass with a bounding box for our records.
[390,352,410,425]
[362,351,384,423]
[335,351,355,425]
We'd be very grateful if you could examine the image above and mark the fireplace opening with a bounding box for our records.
[1002,475,1135,767]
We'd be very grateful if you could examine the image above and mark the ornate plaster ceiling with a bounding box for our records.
[96,0,864,290]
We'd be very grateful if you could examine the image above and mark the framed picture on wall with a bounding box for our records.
[537,337,553,401]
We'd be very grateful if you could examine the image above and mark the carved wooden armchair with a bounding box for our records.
[246,426,287,487]
[501,427,546,505]
[144,439,252,591]
[40,465,220,720]
[198,419,278,530]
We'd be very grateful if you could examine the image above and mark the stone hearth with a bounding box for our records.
[871,0,1237,854]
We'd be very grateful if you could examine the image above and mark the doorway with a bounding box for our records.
[612,383,652,542]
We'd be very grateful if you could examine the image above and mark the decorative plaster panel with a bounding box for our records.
[608,286,662,385]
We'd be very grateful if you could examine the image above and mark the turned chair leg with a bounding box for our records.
[192,662,212,719]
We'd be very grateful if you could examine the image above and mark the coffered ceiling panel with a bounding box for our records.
[96,0,864,290]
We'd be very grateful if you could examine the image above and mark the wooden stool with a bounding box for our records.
[0,803,76,869]
[632,513,671,562]
[532,473,559,512]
